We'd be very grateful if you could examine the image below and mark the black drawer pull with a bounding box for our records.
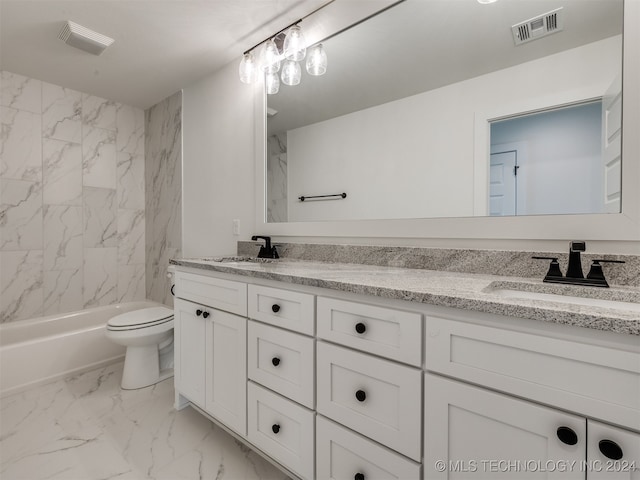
[272,424,280,434]
[556,426,578,445]
[272,357,281,367]
[271,304,281,313]
[355,322,366,334]
[355,390,366,402]
[196,309,202,316]
[202,311,209,319]
[354,474,365,480]
[599,439,623,460]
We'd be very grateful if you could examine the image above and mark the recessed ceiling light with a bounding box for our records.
[478,0,498,4]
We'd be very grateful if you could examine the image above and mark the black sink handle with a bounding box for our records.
[532,256,563,279]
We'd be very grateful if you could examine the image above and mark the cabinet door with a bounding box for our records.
[587,420,640,480]
[425,373,586,479]
[173,299,206,408]
[204,308,247,436]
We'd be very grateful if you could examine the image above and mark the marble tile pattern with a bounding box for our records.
[145,91,182,308]
[0,362,289,480]
[0,71,146,322]
[266,133,288,223]
[175,249,640,335]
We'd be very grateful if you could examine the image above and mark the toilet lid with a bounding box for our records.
[108,306,174,328]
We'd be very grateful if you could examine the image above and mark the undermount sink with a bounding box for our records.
[489,288,640,313]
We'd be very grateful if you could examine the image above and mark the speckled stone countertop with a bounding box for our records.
[170,257,640,336]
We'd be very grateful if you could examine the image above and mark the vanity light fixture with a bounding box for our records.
[266,71,280,94]
[306,43,327,76]
[477,0,498,3]
[238,0,335,94]
[281,59,302,86]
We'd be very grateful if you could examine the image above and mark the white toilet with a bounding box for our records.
[106,306,174,390]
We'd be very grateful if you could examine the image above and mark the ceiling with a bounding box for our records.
[0,0,335,108]
[267,0,623,135]
[0,0,623,112]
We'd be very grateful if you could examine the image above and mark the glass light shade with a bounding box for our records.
[266,71,280,95]
[260,39,281,74]
[283,25,306,61]
[306,44,327,76]
[238,53,257,84]
[281,60,301,86]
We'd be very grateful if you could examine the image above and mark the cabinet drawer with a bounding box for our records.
[317,296,422,366]
[316,342,422,461]
[248,284,315,335]
[175,271,247,316]
[317,416,421,480]
[247,382,315,480]
[248,321,315,408]
[425,316,640,431]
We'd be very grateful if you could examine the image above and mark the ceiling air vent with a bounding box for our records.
[512,7,564,46]
[58,21,114,55]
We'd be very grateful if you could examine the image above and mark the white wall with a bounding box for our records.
[285,37,619,222]
[182,61,257,257]
[182,3,638,255]
[490,101,603,216]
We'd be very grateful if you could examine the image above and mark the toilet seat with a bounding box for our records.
[107,307,174,331]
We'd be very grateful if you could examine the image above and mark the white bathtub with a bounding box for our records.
[0,301,167,398]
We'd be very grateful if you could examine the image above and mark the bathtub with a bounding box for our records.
[0,301,168,398]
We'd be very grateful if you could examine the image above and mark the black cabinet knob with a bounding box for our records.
[272,357,281,367]
[271,304,281,313]
[354,473,365,480]
[202,311,209,319]
[355,390,367,402]
[355,322,366,334]
[557,426,578,445]
[599,439,623,460]
[271,424,280,434]
[196,309,202,316]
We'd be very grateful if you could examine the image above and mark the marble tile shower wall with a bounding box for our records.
[145,91,182,307]
[267,133,287,223]
[0,71,146,322]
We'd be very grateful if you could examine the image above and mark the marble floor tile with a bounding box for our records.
[0,362,289,480]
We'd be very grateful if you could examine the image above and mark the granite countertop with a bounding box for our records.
[170,256,640,336]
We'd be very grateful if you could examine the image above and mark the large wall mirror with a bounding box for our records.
[256,0,639,241]
[265,0,622,221]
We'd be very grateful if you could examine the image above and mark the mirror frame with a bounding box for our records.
[254,0,639,242]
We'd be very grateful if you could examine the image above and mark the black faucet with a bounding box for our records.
[533,241,624,288]
[566,241,586,279]
[251,235,279,259]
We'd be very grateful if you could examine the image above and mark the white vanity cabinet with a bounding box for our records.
[424,315,640,480]
[586,420,640,480]
[174,272,247,436]
[425,373,640,480]
[174,298,206,408]
[424,372,586,479]
[173,266,640,480]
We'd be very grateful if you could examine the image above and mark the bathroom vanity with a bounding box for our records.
[170,257,640,480]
